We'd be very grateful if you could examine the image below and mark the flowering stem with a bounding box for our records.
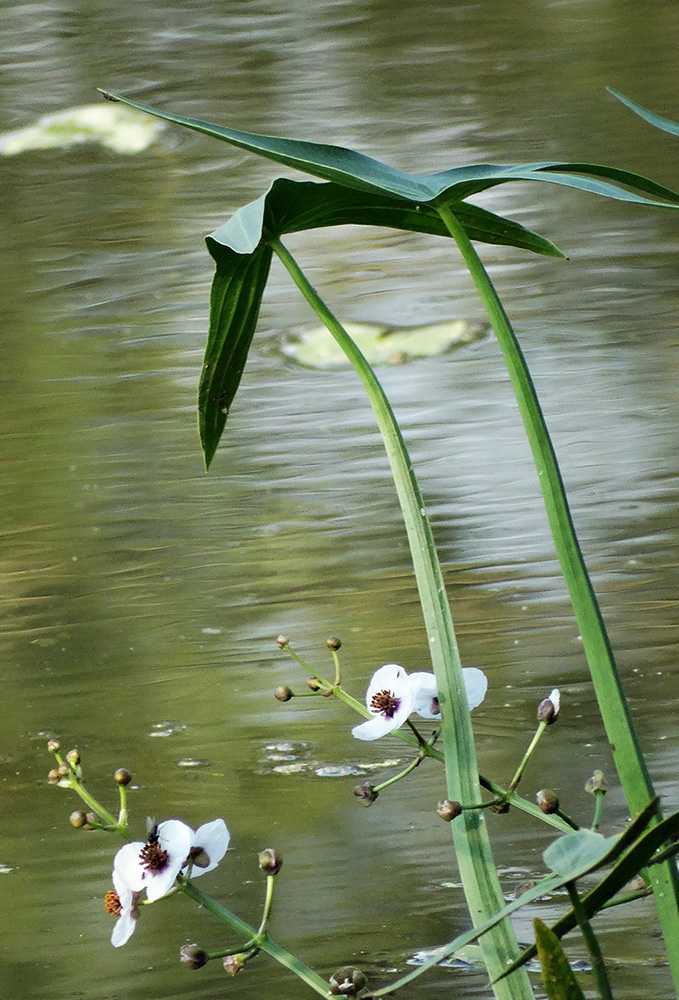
[177,879,330,997]
[507,721,548,794]
[51,752,122,831]
[118,783,129,828]
[256,874,276,938]
[591,790,605,833]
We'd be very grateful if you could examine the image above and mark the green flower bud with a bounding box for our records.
[258,848,282,875]
[585,770,607,795]
[114,767,132,785]
[437,799,462,821]
[223,953,245,976]
[47,739,60,754]
[66,748,81,766]
[274,685,293,702]
[329,966,367,996]
[326,636,342,650]
[536,789,560,814]
[180,943,209,969]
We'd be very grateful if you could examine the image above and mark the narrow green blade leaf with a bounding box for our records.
[608,88,679,136]
[100,92,679,211]
[533,919,587,1000]
[199,242,273,468]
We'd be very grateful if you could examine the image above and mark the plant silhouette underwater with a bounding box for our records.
[47,89,679,999]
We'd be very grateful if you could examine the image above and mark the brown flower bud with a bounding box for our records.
[274,685,293,702]
[47,739,61,754]
[258,848,282,875]
[57,763,71,779]
[47,768,60,784]
[353,781,378,806]
[537,688,560,725]
[306,676,321,691]
[536,789,560,814]
[326,636,342,650]
[114,768,132,785]
[180,943,209,969]
[437,799,462,821]
[69,810,88,828]
[329,966,367,996]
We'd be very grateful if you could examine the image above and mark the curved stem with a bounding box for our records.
[436,201,679,990]
[271,236,534,999]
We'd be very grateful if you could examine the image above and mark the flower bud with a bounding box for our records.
[536,789,560,814]
[83,812,98,830]
[180,943,209,969]
[537,688,560,725]
[48,768,60,784]
[307,676,321,692]
[258,848,282,875]
[274,685,293,702]
[326,636,342,650]
[66,748,81,766]
[585,770,607,795]
[223,953,245,976]
[69,810,88,828]
[329,966,367,996]
[276,634,289,649]
[57,763,71,779]
[353,781,378,806]
[437,799,462,821]
[491,800,510,815]
[47,739,61,754]
[114,767,132,785]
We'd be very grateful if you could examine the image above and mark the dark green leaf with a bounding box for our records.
[608,88,679,137]
[533,919,587,1000]
[199,242,273,468]
[100,92,679,210]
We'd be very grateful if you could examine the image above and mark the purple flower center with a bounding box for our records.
[139,840,169,873]
[370,688,400,719]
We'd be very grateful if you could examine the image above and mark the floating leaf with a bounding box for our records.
[280,319,486,369]
[0,103,164,155]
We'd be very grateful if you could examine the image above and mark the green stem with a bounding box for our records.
[592,791,605,833]
[566,882,614,1000]
[507,721,547,793]
[271,236,534,1000]
[178,879,330,997]
[436,202,679,990]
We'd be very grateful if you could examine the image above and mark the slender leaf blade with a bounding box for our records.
[608,88,679,136]
[533,919,587,1000]
[100,92,679,211]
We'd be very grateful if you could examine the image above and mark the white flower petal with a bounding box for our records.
[111,905,138,947]
[463,667,488,711]
[352,714,405,741]
[409,672,440,719]
[548,689,560,714]
[144,819,194,902]
[113,842,147,894]
[189,819,230,877]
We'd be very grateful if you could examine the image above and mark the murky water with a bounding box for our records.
[2,3,679,998]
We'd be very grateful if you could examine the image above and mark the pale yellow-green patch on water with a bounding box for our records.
[0,103,164,155]
[281,319,487,368]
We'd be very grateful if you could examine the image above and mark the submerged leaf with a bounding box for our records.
[0,103,163,155]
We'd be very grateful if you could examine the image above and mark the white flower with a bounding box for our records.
[352,664,488,741]
[352,663,415,741]
[108,818,230,947]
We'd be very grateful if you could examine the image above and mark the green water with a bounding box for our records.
[2,2,679,998]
